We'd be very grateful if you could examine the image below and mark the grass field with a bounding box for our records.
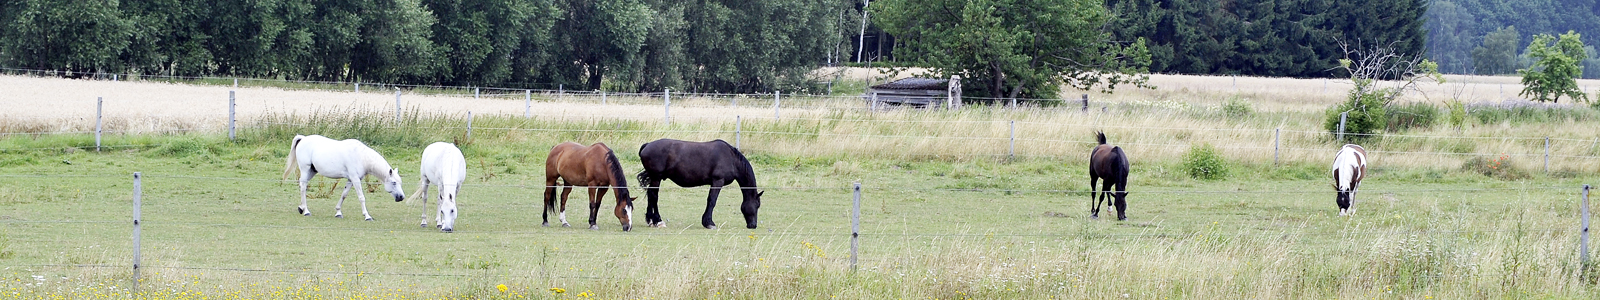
[2,72,1600,299]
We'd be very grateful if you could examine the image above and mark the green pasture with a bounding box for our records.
[1,112,1599,299]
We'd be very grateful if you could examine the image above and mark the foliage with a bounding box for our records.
[1221,97,1253,118]
[1105,0,1427,78]
[1322,45,1441,140]
[872,0,1151,99]
[1466,101,1600,125]
[1424,0,1600,77]
[1445,100,1468,130]
[1384,102,1439,132]
[1470,26,1521,75]
[1459,153,1528,180]
[1518,31,1590,103]
[0,0,848,93]
[1181,143,1228,180]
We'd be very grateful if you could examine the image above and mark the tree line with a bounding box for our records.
[0,0,858,93]
[1425,0,1600,78]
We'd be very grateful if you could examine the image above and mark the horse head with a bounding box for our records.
[741,190,763,229]
[385,168,405,202]
[616,196,637,232]
[438,189,457,232]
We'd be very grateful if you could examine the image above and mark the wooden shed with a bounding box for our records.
[863,76,961,109]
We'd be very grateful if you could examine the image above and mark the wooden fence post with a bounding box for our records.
[131,172,142,292]
[1545,137,1550,173]
[96,97,103,151]
[1008,120,1016,160]
[229,91,236,140]
[466,111,474,141]
[851,182,861,272]
[735,116,742,149]
[664,88,671,125]
[1274,128,1280,165]
[1081,94,1089,112]
[774,91,781,120]
[1337,112,1348,141]
[1582,184,1591,274]
[524,90,531,118]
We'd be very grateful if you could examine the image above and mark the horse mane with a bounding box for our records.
[1096,131,1108,145]
[713,139,758,189]
[604,147,631,198]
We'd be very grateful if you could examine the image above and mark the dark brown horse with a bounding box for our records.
[1089,131,1130,220]
[544,142,635,231]
[636,139,763,229]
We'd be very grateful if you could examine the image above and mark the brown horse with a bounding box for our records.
[1089,131,1130,220]
[544,142,635,231]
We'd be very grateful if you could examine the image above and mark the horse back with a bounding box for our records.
[638,139,745,187]
[1089,145,1128,179]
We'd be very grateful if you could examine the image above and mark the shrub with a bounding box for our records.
[1384,102,1439,132]
[1445,100,1467,129]
[1182,143,1229,180]
[1221,97,1253,118]
[1459,153,1529,180]
[1323,89,1387,141]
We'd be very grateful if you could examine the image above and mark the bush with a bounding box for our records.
[1323,89,1387,141]
[1221,97,1253,118]
[1182,143,1229,180]
[1459,154,1529,180]
[1384,102,1439,132]
[1445,100,1467,129]
[1467,100,1600,124]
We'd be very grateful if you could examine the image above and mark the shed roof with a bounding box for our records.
[869,78,949,90]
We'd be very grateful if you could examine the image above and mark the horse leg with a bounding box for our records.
[702,180,725,229]
[353,177,374,221]
[645,179,664,227]
[558,183,573,227]
[418,181,431,228]
[542,177,558,227]
[588,187,606,230]
[298,170,316,216]
[335,178,352,218]
[1088,176,1100,219]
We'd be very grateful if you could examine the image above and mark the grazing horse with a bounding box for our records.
[544,142,635,231]
[636,139,763,229]
[1330,144,1368,216]
[281,135,404,220]
[412,142,466,232]
[1088,131,1130,220]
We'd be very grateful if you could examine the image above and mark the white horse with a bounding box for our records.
[281,135,405,220]
[411,142,466,232]
[1330,144,1368,216]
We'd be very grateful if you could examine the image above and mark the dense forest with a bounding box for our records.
[1425,0,1600,78]
[0,0,858,93]
[4,0,1598,94]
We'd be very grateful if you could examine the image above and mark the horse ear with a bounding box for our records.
[757,191,764,197]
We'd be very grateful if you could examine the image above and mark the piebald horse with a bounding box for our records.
[544,142,635,231]
[1330,144,1368,216]
[1088,131,1131,220]
[282,135,404,220]
[412,142,466,232]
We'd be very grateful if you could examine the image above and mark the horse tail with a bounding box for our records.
[635,141,653,184]
[1096,131,1108,145]
[282,135,306,181]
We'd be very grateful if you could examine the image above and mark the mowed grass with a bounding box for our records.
[1,110,1598,299]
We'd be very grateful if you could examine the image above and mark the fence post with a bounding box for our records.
[602,91,607,105]
[774,91,781,120]
[1545,137,1550,173]
[1582,184,1591,273]
[524,90,531,118]
[1337,112,1348,141]
[474,87,480,99]
[232,78,237,88]
[559,84,564,100]
[395,89,402,125]
[131,172,142,291]
[851,182,861,272]
[870,92,878,111]
[466,111,474,141]
[229,91,237,140]
[355,82,360,93]
[1274,128,1280,165]
[1081,94,1089,112]
[96,97,103,152]
[664,88,672,125]
[1008,120,1016,160]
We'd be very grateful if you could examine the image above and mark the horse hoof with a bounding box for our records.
[435,224,441,229]
[589,225,599,230]
[441,228,453,233]
[542,222,550,227]
[364,217,374,221]
[421,223,429,228]
[561,223,570,228]
[1117,217,1127,221]
[335,214,344,218]
[705,225,718,230]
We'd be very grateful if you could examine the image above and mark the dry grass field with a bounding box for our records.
[2,70,1600,299]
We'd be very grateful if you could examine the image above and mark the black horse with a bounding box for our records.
[636,139,763,229]
[1088,131,1130,220]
